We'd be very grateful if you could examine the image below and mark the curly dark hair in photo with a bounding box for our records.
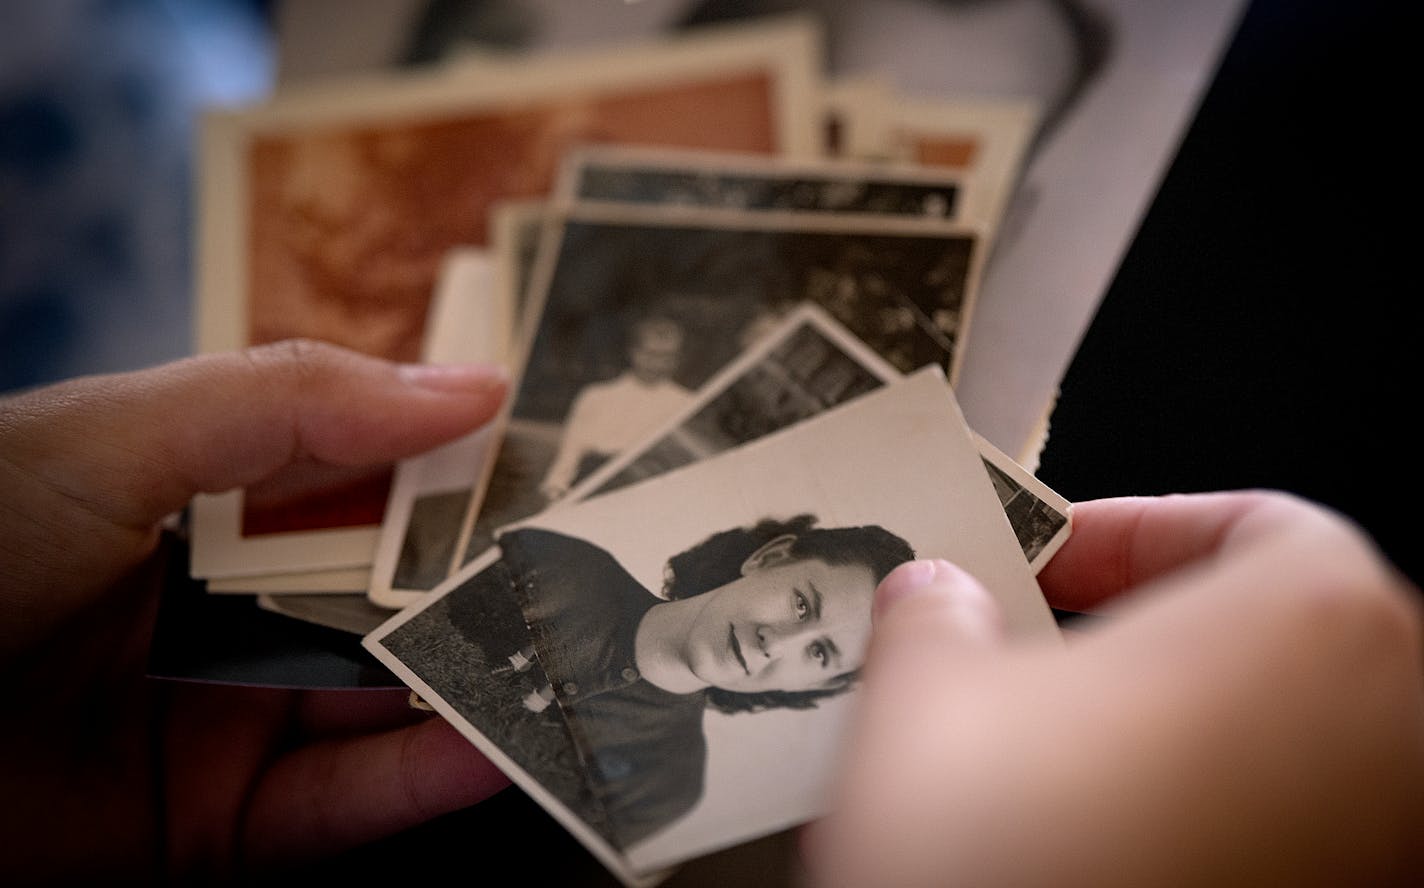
[662,513,915,715]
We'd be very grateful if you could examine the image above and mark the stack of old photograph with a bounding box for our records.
[174,14,1078,886]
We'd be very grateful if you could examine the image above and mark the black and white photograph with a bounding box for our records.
[195,245,510,604]
[452,205,985,568]
[365,367,1060,884]
[383,293,1067,612]
[568,303,888,500]
[818,75,895,159]
[559,144,966,219]
[561,302,1072,573]
[490,198,552,331]
[363,248,509,608]
[381,152,981,602]
[980,442,1072,566]
[370,211,544,607]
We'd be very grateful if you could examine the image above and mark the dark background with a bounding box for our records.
[1035,0,1418,589]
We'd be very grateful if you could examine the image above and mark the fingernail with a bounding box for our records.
[873,559,940,622]
[873,558,997,629]
[399,362,508,394]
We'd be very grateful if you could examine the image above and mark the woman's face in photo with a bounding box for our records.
[682,551,877,695]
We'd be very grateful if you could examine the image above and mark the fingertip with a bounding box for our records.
[397,361,509,397]
[873,559,938,622]
[287,353,509,468]
[874,559,989,618]
[395,362,509,434]
[872,559,1002,643]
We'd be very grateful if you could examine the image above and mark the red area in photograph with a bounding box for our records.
[240,467,394,536]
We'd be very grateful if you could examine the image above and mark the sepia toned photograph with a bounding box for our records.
[568,303,890,501]
[382,149,983,600]
[204,565,370,595]
[560,303,1072,574]
[188,15,823,581]
[489,198,552,336]
[365,249,508,608]
[371,547,628,862]
[380,212,1066,608]
[452,205,985,568]
[558,144,965,219]
[256,591,392,636]
[978,434,1072,568]
[366,367,1059,884]
[387,302,1070,607]
[208,246,508,603]
[370,210,546,607]
[886,95,1040,239]
[818,74,895,159]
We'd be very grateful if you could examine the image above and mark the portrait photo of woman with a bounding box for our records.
[367,368,1058,882]
[375,512,913,859]
[504,514,916,848]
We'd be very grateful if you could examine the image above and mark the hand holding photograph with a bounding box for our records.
[188,14,824,582]
[450,203,987,572]
[364,365,1062,885]
[375,141,1014,603]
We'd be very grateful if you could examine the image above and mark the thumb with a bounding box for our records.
[801,560,1004,885]
[844,560,1004,751]
[2,338,508,530]
[848,559,1005,788]
[0,339,507,655]
[865,558,1004,680]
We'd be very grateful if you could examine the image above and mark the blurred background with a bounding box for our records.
[0,0,273,392]
[0,0,1123,393]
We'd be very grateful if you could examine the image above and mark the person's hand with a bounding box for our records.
[807,491,1424,887]
[0,340,514,884]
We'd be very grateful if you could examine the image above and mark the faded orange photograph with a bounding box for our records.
[909,135,979,171]
[241,72,783,536]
